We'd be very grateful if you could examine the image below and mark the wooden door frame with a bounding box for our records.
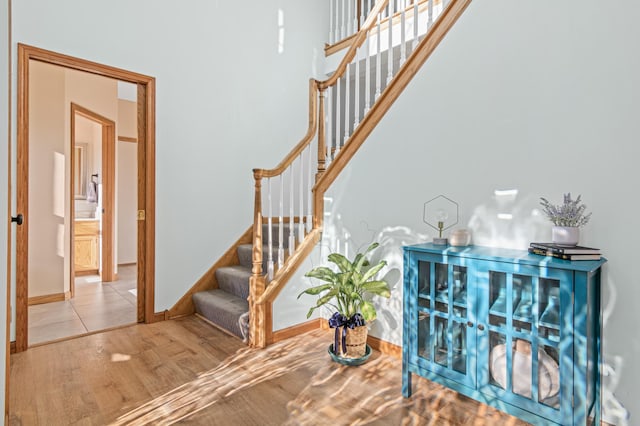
[70,103,116,294]
[15,43,157,352]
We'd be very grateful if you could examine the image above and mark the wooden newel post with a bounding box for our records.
[251,172,264,279]
[250,172,267,347]
[317,88,326,179]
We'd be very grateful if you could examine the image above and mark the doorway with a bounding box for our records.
[15,44,157,352]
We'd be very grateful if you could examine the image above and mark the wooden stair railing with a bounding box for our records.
[249,0,472,348]
[326,0,445,56]
[316,0,472,194]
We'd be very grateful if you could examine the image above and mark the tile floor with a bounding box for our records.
[28,264,138,346]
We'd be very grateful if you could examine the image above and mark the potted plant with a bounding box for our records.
[539,193,591,245]
[298,242,391,362]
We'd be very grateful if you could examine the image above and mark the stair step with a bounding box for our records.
[237,244,255,270]
[193,289,248,339]
[215,265,251,300]
[237,244,291,271]
[262,222,307,249]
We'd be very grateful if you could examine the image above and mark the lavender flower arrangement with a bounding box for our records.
[539,193,592,227]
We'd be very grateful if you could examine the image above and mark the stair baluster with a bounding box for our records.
[413,0,419,50]
[288,167,295,256]
[306,144,313,234]
[342,0,347,40]
[267,178,274,280]
[364,32,371,114]
[352,0,358,35]
[375,13,382,100]
[354,47,360,129]
[298,153,305,244]
[428,0,434,28]
[387,0,394,85]
[343,66,350,146]
[329,0,335,44]
[326,86,333,166]
[400,0,407,65]
[335,78,341,156]
[278,174,284,268]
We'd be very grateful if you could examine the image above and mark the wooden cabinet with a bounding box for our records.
[74,220,100,274]
[402,243,605,425]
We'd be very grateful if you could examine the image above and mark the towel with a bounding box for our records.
[86,180,97,203]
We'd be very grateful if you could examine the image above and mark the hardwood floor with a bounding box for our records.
[28,265,137,345]
[9,316,528,425]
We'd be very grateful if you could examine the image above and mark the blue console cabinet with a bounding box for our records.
[402,243,605,425]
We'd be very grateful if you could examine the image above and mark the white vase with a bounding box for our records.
[449,229,472,247]
[551,226,579,246]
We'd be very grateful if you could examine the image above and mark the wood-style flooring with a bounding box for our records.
[28,265,137,345]
[9,316,528,425]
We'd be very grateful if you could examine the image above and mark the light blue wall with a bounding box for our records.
[326,1,639,424]
[9,0,328,314]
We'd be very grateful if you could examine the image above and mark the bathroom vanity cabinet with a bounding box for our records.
[74,220,100,274]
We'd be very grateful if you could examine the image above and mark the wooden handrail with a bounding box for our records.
[314,0,473,196]
[318,0,390,90]
[253,79,319,179]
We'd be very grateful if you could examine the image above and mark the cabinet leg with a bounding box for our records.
[402,370,412,397]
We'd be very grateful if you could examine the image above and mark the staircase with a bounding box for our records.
[192,223,292,339]
[176,0,473,346]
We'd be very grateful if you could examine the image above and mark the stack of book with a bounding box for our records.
[528,242,601,261]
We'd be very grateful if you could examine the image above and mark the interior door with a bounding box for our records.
[14,43,157,351]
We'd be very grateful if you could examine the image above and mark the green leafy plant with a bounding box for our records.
[539,193,592,227]
[298,242,391,322]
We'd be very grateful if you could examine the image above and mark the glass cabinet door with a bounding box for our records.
[477,263,571,423]
[415,256,475,388]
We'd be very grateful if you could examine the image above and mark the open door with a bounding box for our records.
[71,103,116,289]
[14,44,157,352]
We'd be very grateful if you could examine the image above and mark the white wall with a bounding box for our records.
[325,1,639,424]
[1,0,9,418]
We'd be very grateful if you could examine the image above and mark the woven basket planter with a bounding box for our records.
[336,325,368,358]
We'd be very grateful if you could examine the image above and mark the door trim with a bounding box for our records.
[71,103,116,288]
[16,43,156,352]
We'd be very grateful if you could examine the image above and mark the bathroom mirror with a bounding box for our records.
[74,143,88,199]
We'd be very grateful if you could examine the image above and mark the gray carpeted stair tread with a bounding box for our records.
[193,289,248,339]
[237,243,290,270]
[192,222,304,340]
[215,265,252,300]
[237,244,256,270]
[261,222,300,249]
